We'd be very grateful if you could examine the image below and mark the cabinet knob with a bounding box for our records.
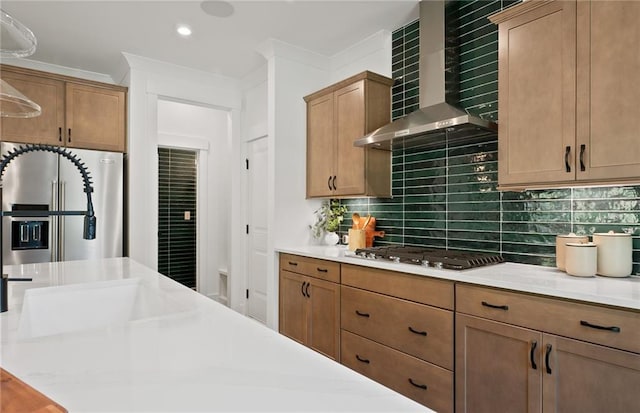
[408,326,427,336]
[545,344,553,374]
[408,378,427,390]
[355,354,370,364]
[355,310,370,318]
[530,340,538,370]
[580,320,620,333]
[481,301,509,311]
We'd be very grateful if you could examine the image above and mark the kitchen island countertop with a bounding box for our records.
[277,245,640,311]
[0,257,429,412]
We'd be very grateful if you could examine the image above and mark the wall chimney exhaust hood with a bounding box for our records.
[354,1,497,150]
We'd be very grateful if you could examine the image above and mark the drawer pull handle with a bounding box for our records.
[564,145,571,172]
[355,355,370,364]
[301,281,307,297]
[327,176,332,191]
[316,267,328,273]
[580,320,620,333]
[545,344,552,375]
[355,310,370,318]
[408,326,427,336]
[530,340,538,370]
[305,282,310,298]
[408,378,427,390]
[580,144,586,171]
[288,261,298,266]
[481,301,509,311]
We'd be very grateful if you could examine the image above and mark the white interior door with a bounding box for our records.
[246,136,268,323]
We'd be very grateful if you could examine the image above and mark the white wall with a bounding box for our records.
[246,32,392,329]
[157,100,230,300]
[117,53,241,300]
[330,30,393,81]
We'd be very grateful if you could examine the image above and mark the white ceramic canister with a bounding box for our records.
[592,231,633,277]
[564,242,597,277]
[556,233,589,271]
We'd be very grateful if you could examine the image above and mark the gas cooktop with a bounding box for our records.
[352,246,504,270]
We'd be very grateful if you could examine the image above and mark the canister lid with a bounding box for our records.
[556,232,587,238]
[565,242,596,247]
[593,230,631,237]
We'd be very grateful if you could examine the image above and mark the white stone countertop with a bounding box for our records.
[276,245,640,311]
[0,258,429,413]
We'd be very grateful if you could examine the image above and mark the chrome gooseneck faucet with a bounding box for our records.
[0,144,96,313]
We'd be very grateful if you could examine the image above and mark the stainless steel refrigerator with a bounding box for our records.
[1,142,123,265]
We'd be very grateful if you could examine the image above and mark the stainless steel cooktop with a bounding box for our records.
[352,246,504,270]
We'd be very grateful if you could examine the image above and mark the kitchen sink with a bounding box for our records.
[17,278,192,339]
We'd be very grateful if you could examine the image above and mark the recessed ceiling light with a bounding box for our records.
[200,1,234,18]
[176,24,192,37]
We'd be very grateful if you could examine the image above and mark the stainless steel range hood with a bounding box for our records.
[354,0,497,150]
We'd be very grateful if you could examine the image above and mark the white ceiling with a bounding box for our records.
[1,1,419,80]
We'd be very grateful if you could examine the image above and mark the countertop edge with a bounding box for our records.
[276,246,640,311]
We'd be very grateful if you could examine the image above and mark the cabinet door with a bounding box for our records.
[542,334,640,413]
[334,81,365,196]
[306,93,335,198]
[455,314,542,413]
[65,83,126,152]
[279,271,307,345]
[307,276,340,360]
[576,1,640,181]
[0,71,64,145]
[497,1,576,187]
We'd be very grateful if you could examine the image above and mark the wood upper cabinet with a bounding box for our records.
[304,71,393,198]
[490,0,577,188]
[279,254,340,361]
[490,0,640,189]
[1,65,127,152]
[575,0,640,182]
[65,83,126,152]
[0,69,65,145]
[455,284,640,413]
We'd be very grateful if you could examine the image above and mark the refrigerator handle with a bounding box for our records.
[60,181,65,262]
[51,180,58,262]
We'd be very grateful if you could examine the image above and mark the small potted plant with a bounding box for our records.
[310,199,348,244]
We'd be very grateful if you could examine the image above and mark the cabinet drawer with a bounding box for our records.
[279,253,340,283]
[341,264,454,309]
[341,285,453,369]
[457,283,640,354]
[341,330,453,413]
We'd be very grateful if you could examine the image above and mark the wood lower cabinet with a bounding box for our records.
[490,0,640,189]
[340,264,454,413]
[456,314,542,413]
[456,284,640,413]
[279,254,340,360]
[304,71,393,198]
[1,64,127,152]
[342,330,453,413]
[543,334,640,413]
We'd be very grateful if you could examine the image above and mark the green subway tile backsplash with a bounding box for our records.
[338,0,640,274]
